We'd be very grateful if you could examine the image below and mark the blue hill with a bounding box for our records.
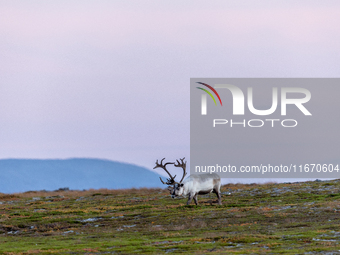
[0,158,163,193]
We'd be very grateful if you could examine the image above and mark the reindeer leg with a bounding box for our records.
[217,191,222,205]
[187,193,193,205]
[213,188,222,205]
[193,193,198,205]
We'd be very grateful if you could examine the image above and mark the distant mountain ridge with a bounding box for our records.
[0,158,163,193]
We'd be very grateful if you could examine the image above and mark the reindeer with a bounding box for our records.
[154,158,222,205]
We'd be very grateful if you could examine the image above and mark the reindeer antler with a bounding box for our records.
[153,158,176,185]
[174,157,187,183]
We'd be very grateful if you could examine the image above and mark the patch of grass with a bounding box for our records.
[0,180,340,254]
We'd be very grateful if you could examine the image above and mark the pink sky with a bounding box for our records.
[1,1,340,178]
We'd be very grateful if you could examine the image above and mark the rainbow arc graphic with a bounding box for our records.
[196,82,222,106]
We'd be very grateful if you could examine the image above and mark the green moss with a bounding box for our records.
[0,180,340,254]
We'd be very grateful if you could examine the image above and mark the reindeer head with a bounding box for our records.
[154,157,187,198]
[171,182,185,198]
